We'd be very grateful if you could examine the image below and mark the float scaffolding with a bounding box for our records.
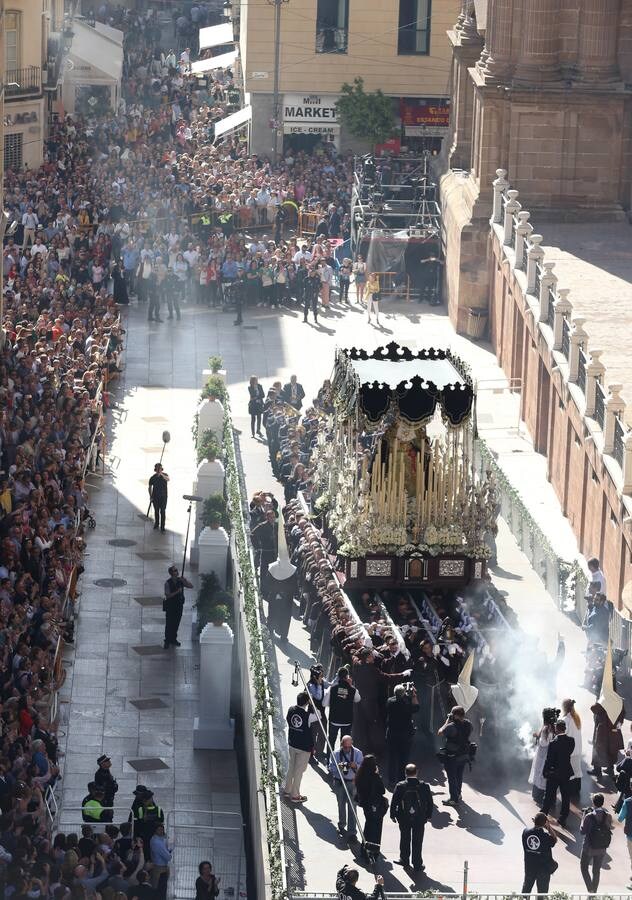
[312,342,497,588]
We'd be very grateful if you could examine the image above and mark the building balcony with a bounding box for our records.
[315,26,348,54]
[5,66,42,100]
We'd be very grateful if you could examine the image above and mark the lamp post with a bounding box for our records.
[268,0,289,164]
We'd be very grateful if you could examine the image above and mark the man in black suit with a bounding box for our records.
[390,763,434,872]
[281,375,306,410]
[541,720,575,827]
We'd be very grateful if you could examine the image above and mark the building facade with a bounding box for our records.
[439,0,632,611]
[2,0,71,172]
[439,0,632,334]
[238,0,459,156]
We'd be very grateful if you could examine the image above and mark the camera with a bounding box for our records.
[401,682,415,697]
[542,707,561,726]
[340,761,350,776]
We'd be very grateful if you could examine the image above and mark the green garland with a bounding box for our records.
[221,399,287,899]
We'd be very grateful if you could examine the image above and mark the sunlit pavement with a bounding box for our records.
[59,291,629,895]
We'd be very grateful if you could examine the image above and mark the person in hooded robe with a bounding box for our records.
[265,552,297,643]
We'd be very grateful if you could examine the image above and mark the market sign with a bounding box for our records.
[283,93,339,123]
[400,98,450,130]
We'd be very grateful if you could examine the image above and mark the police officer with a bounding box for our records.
[386,684,419,786]
[323,668,361,759]
[94,754,118,822]
[163,564,193,649]
[82,783,107,823]
[135,789,165,849]
[521,812,558,893]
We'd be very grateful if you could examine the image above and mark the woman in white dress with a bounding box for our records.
[529,708,557,803]
[562,697,582,795]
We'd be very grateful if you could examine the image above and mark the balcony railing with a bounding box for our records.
[595,382,606,430]
[561,317,571,359]
[546,288,556,329]
[577,349,587,394]
[614,415,625,470]
[534,262,542,298]
[5,66,41,98]
[315,26,348,53]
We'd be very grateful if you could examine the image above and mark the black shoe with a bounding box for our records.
[153,524,159,530]
[156,318,164,323]
[173,640,181,647]
[160,527,165,533]
[394,859,409,867]
[163,641,170,649]
[348,834,358,843]
[412,865,425,873]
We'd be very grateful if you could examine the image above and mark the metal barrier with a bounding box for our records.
[55,803,134,833]
[166,809,245,900]
[372,271,411,302]
[292,895,632,900]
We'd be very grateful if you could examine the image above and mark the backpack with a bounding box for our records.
[589,812,612,849]
[398,781,432,825]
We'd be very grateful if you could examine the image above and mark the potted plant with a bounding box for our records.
[201,375,227,403]
[208,355,223,374]
[197,429,221,464]
[208,514,222,530]
[210,603,231,626]
[202,493,231,531]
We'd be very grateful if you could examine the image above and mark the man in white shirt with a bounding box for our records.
[293,244,312,265]
[22,207,39,248]
[588,557,607,596]
[30,235,48,260]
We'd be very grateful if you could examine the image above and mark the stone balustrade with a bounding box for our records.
[490,172,632,494]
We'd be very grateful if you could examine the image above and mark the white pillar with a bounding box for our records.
[514,213,532,269]
[193,622,235,749]
[526,234,543,294]
[194,459,226,539]
[198,398,224,438]
[503,190,520,245]
[568,317,587,380]
[539,262,556,323]
[491,168,508,223]
[198,526,229,587]
[604,384,625,454]
[622,433,632,493]
[552,290,572,351]
[585,349,605,416]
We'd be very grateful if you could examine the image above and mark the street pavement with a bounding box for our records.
[59,288,630,896]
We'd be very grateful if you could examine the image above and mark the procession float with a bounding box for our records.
[311,342,498,589]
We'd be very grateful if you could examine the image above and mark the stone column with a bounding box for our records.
[585,350,605,417]
[479,0,514,82]
[538,262,556,323]
[526,235,543,294]
[621,433,632,494]
[198,525,229,587]
[513,0,561,83]
[193,622,235,749]
[604,384,625,453]
[568,317,587,380]
[576,0,620,83]
[552,290,572,351]
[198,397,224,437]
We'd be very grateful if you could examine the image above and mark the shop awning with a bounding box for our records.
[67,19,123,85]
[199,22,233,50]
[191,50,238,75]
[214,104,251,140]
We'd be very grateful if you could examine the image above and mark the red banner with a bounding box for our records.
[400,98,450,128]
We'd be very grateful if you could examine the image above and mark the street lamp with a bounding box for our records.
[223,0,233,17]
[267,0,290,164]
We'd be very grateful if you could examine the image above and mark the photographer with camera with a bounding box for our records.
[163,564,193,649]
[437,705,474,807]
[329,735,363,841]
[335,865,384,900]
[385,683,419,786]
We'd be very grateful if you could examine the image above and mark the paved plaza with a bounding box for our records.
[59,291,630,895]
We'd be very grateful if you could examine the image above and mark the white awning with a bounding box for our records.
[214,105,251,140]
[191,50,238,75]
[199,22,233,50]
[67,19,123,85]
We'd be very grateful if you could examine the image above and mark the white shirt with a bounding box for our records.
[591,568,607,595]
